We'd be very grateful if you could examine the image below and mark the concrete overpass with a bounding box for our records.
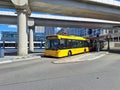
[0,11,120,28]
[0,0,120,56]
[0,0,120,21]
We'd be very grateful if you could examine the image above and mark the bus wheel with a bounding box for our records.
[68,51,72,56]
[84,49,86,53]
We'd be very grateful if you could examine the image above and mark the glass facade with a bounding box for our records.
[1,27,120,42]
[1,31,17,41]
[34,33,45,41]
[33,26,56,41]
[0,26,56,42]
[45,27,56,35]
[57,28,88,37]
[57,28,103,37]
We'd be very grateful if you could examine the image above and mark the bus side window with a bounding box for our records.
[67,40,72,48]
[60,39,66,49]
[84,41,89,47]
[78,41,83,47]
[72,40,79,48]
[72,40,75,48]
[76,40,80,48]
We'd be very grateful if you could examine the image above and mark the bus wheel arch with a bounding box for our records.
[68,50,72,56]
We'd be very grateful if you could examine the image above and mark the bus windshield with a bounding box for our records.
[46,39,60,50]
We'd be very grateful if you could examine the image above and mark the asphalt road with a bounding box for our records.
[0,52,120,90]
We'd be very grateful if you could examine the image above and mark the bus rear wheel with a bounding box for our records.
[84,49,86,53]
[68,51,72,56]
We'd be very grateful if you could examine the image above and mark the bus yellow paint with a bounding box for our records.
[45,35,90,57]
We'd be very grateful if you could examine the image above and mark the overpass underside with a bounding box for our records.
[29,0,120,21]
[0,0,14,8]
[0,0,120,21]
[0,14,119,29]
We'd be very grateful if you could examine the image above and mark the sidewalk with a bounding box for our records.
[0,50,41,64]
[53,51,109,64]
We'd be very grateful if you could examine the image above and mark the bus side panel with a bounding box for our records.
[71,47,89,55]
[85,47,90,52]
[45,50,57,57]
[71,48,84,55]
[45,50,68,57]
[57,50,69,57]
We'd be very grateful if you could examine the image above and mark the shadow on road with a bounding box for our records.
[109,50,120,54]
[103,48,120,54]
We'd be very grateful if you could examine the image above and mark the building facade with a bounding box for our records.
[1,31,17,41]
[0,26,57,42]
[45,27,56,35]
[1,27,120,42]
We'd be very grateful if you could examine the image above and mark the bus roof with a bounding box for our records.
[46,35,88,41]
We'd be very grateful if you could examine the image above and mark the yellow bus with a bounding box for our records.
[45,35,90,57]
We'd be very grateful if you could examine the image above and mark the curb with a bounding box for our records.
[52,53,91,64]
[0,55,41,64]
[87,54,106,61]
[53,52,108,64]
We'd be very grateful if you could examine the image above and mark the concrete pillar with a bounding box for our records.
[17,10,28,56]
[29,27,34,52]
[107,36,110,51]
